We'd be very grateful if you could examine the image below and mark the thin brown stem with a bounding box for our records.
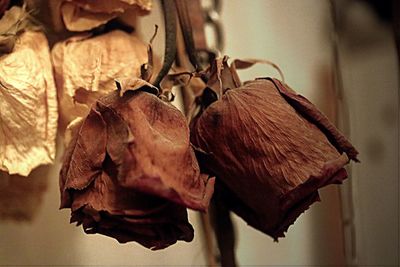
[153,0,177,88]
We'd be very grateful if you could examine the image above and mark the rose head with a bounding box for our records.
[191,58,358,240]
[60,86,214,249]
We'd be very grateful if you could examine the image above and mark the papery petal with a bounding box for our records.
[97,91,215,211]
[51,30,148,131]
[268,78,359,161]
[0,31,57,176]
[60,0,152,31]
[60,108,107,208]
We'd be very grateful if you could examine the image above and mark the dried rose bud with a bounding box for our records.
[51,30,148,132]
[60,87,214,249]
[59,0,152,32]
[191,58,358,240]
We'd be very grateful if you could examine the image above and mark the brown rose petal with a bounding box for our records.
[191,77,358,239]
[96,90,215,211]
[68,171,193,250]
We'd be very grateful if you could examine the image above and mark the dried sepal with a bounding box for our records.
[51,30,148,131]
[191,58,358,239]
[60,0,152,32]
[0,31,58,176]
[60,88,214,249]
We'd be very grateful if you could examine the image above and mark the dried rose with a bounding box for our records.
[60,86,214,249]
[0,30,58,176]
[191,58,358,240]
[59,0,152,32]
[51,30,148,131]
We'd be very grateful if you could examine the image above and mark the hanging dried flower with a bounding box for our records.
[60,86,214,249]
[191,58,358,240]
[59,0,152,32]
[0,29,58,176]
[51,30,148,132]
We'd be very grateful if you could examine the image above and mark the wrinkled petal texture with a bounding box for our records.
[51,30,148,131]
[60,0,152,31]
[192,78,358,239]
[0,31,58,176]
[60,90,213,249]
[98,91,214,211]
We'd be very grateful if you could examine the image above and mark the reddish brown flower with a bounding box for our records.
[191,58,358,240]
[60,87,214,249]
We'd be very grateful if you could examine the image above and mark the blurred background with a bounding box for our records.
[0,0,398,266]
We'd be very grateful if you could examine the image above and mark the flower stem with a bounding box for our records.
[152,0,177,88]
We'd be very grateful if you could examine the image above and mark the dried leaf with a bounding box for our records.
[0,31,58,176]
[51,30,148,131]
[191,59,358,240]
[60,89,214,249]
[60,0,152,31]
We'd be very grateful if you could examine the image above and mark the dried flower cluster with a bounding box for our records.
[0,0,359,254]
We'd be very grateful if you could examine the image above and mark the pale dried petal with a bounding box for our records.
[51,30,148,131]
[60,0,152,31]
[0,31,58,176]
